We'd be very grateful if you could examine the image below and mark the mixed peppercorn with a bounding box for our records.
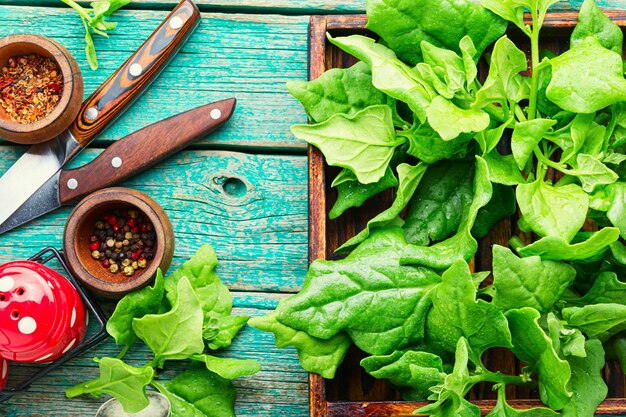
[89,209,156,277]
[0,53,64,124]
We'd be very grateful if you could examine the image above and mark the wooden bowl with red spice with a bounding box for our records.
[63,187,175,299]
[0,34,83,144]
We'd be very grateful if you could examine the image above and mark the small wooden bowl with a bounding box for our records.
[0,34,83,144]
[63,188,174,299]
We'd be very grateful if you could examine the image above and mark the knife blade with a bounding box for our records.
[0,98,236,235]
[0,0,200,230]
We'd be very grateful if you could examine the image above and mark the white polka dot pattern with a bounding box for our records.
[18,316,37,334]
[0,276,14,292]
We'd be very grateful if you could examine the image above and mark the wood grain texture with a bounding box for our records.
[0,0,625,13]
[0,6,309,150]
[0,293,309,417]
[0,147,308,294]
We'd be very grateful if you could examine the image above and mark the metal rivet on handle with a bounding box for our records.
[67,178,78,190]
[111,157,122,168]
[85,107,98,121]
[170,16,184,30]
[210,109,222,120]
[129,63,143,77]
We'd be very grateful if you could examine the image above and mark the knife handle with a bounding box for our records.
[68,0,200,149]
[59,98,236,204]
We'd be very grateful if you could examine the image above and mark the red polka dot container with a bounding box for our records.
[0,261,87,390]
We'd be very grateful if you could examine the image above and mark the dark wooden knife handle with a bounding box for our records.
[59,98,236,204]
[68,0,200,148]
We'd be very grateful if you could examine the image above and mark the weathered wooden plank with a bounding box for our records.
[0,147,309,293]
[0,0,623,14]
[0,6,309,150]
[0,297,310,417]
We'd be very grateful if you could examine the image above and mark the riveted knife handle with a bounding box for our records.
[59,98,236,204]
[68,0,200,148]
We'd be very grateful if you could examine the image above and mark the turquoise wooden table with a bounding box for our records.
[0,1,624,416]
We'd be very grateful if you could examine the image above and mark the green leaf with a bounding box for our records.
[164,244,232,326]
[191,354,261,380]
[486,384,559,417]
[546,313,587,358]
[511,119,556,170]
[514,227,620,261]
[401,156,492,270]
[401,122,472,164]
[474,36,528,110]
[472,184,517,238]
[366,0,507,66]
[482,150,527,186]
[426,260,512,356]
[153,366,236,417]
[337,162,428,251]
[133,277,205,367]
[562,303,626,340]
[404,159,474,246]
[460,36,478,86]
[106,269,165,347]
[476,115,513,154]
[276,227,441,355]
[571,0,623,54]
[427,96,490,141]
[561,340,608,417]
[361,350,446,400]
[572,153,618,192]
[480,0,527,33]
[248,313,351,379]
[570,271,626,306]
[492,245,576,313]
[286,62,387,123]
[547,37,626,113]
[505,308,572,410]
[66,358,154,414]
[203,315,250,351]
[329,167,398,219]
[604,183,626,238]
[83,19,98,70]
[328,35,433,122]
[516,179,589,242]
[291,105,401,184]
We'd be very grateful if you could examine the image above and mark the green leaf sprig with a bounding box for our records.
[59,0,131,70]
[67,245,261,416]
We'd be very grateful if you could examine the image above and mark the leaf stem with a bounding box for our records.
[528,8,541,120]
[468,369,530,386]
[59,0,93,23]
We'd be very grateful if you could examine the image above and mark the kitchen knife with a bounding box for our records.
[0,0,200,230]
[0,98,236,235]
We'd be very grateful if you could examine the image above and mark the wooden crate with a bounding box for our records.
[307,12,626,417]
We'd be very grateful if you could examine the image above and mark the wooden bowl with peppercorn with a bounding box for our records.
[63,187,174,298]
[0,34,83,144]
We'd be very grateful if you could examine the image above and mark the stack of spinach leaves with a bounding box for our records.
[250,0,626,414]
[67,245,261,417]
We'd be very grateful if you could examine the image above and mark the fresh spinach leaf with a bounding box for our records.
[276,227,441,355]
[337,162,428,251]
[505,308,572,410]
[472,184,516,238]
[427,96,490,141]
[482,151,527,186]
[248,313,351,379]
[516,179,588,242]
[426,260,512,356]
[486,384,559,417]
[400,122,472,163]
[480,0,527,34]
[366,0,507,65]
[191,354,261,380]
[153,366,236,417]
[361,350,446,400]
[562,303,626,340]
[561,340,608,417]
[569,271,626,306]
[328,34,434,122]
[546,313,587,358]
[286,62,387,123]
[291,105,403,184]
[513,227,620,261]
[571,0,623,54]
[133,277,205,367]
[66,358,154,414]
[547,37,626,113]
[107,269,165,348]
[572,153,618,192]
[492,245,576,313]
[202,315,250,351]
[511,119,556,170]
[404,159,474,246]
